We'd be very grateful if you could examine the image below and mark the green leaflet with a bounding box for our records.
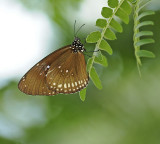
[121,0,132,15]
[101,7,113,18]
[104,28,117,40]
[86,31,101,43]
[79,88,87,101]
[128,0,136,2]
[136,11,155,21]
[96,19,107,28]
[135,39,155,47]
[99,40,113,55]
[136,21,154,29]
[135,31,153,38]
[87,57,94,72]
[138,0,151,12]
[136,50,155,58]
[116,8,129,24]
[108,0,119,8]
[110,19,123,33]
[94,54,108,67]
[90,67,102,90]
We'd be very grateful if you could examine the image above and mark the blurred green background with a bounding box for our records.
[0,0,160,144]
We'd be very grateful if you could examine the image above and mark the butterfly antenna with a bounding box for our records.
[74,20,76,37]
[75,23,85,37]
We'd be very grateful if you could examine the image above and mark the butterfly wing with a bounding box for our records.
[46,48,89,95]
[18,46,70,96]
[18,45,89,96]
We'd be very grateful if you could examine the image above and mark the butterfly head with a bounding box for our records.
[71,37,85,53]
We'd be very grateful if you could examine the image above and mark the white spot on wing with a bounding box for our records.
[58,66,61,68]
[58,84,62,88]
[68,83,70,88]
[75,82,77,86]
[72,83,74,87]
[47,69,54,74]
[64,83,67,88]
[53,83,56,85]
[66,70,69,73]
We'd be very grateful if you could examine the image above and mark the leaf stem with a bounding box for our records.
[88,0,125,73]
[133,0,142,76]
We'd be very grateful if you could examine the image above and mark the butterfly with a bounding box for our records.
[18,23,89,96]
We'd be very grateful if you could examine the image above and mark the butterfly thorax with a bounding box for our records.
[71,37,85,53]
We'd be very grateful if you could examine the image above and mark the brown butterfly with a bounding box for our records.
[18,23,89,96]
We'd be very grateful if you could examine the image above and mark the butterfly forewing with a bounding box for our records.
[18,46,70,95]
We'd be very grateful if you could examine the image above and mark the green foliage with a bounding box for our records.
[104,29,117,40]
[80,0,134,100]
[110,19,123,32]
[99,40,113,55]
[90,67,103,90]
[135,31,153,37]
[96,19,107,28]
[136,50,155,58]
[79,0,156,100]
[101,7,113,18]
[87,57,94,72]
[108,0,119,8]
[133,0,155,74]
[94,54,108,67]
[79,88,87,101]
[86,31,101,43]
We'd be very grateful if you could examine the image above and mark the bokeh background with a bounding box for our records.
[0,0,160,144]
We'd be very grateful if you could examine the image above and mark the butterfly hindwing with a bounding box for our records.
[46,48,89,94]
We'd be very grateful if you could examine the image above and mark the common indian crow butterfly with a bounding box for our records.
[18,22,89,96]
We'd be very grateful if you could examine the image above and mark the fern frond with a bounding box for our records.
[79,0,134,100]
[133,0,155,74]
